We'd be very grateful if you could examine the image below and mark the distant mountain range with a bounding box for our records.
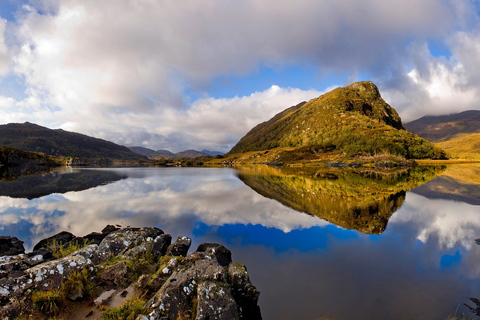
[0,122,146,161]
[404,110,480,142]
[404,110,480,159]
[128,146,224,159]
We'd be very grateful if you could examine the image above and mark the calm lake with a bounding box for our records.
[2,165,480,319]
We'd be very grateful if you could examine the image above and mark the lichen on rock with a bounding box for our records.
[0,227,262,320]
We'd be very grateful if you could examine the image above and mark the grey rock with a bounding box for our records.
[97,227,164,258]
[196,281,239,320]
[25,244,99,291]
[152,234,172,258]
[228,262,262,320]
[165,236,191,257]
[196,243,232,267]
[99,261,128,289]
[147,244,261,320]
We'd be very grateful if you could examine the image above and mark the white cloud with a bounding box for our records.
[391,192,480,250]
[0,0,477,149]
[0,168,327,249]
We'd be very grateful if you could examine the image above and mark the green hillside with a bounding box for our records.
[0,122,146,160]
[229,81,446,160]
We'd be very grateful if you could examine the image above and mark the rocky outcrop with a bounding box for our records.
[0,227,261,320]
[0,236,24,256]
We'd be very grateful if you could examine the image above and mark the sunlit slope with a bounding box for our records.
[237,165,444,234]
[229,81,446,160]
[435,133,480,160]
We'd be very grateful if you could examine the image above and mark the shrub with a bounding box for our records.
[32,290,64,316]
[62,267,97,300]
[47,239,92,259]
[102,297,149,320]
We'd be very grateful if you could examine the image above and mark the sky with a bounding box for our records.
[0,0,479,152]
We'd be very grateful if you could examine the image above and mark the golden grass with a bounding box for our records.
[436,133,480,160]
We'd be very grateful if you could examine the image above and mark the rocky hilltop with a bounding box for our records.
[227,81,446,161]
[0,122,146,161]
[0,227,261,320]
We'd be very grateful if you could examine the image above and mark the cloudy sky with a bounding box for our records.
[0,0,479,152]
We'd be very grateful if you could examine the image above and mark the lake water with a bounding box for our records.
[2,165,480,319]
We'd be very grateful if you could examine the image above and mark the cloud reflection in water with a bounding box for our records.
[0,166,480,319]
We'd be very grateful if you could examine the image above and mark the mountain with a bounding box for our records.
[228,81,446,160]
[128,147,223,159]
[128,146,161,158]
[0,122,146,160]
[175,150,210,159]
[156,149,175,156]
[200,150,224,157]
[404,110,480,142]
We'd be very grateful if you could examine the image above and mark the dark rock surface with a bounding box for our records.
[166,235,192,257]
[0,236,25,256]
[0,226,261,320]
[32,231,76,251]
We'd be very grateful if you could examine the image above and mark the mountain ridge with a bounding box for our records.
[128,146,223,159]
[404,110,480,142]
[0,122,146,161]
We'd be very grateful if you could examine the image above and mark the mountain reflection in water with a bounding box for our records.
[237,165,444,234]
[0,167,127,199]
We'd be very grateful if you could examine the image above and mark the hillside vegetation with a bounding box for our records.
[435,133,480,160]
[0,122,146,160]
[228,81,446,161]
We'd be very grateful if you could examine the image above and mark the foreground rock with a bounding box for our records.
[0,227,261,320]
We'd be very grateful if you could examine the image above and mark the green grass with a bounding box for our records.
[62,267,97,299]
[32,290,65,316]
[47,239,93,259]
[102,297,150,320]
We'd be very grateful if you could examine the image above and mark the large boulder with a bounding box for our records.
[97,227,164,259]
[33,231,75,251]
[165,236,191,257]
[147,243,261,320]
[0,236,25,256]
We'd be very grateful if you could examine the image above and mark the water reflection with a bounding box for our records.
[0,165,480,319]
[0,167,127,199]
[413,164,480,205]
[237,165,444,234]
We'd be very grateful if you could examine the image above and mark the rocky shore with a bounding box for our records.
[0,226,261,319]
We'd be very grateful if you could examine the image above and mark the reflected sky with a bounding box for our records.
[0,166,479,319]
